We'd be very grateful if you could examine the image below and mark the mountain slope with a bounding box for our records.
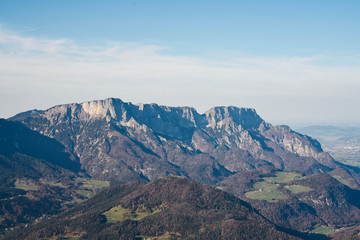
[0,119,108,232]
[217,167,360,232]
[0,118,80,179]
[2,177,303,240]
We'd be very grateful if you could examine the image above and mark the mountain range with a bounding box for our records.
[2,97,360,239]
[9,98,345,184]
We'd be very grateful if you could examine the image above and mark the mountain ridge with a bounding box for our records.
[9,97,345,185]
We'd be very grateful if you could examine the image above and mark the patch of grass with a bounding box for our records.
[245,182,287,202]
[285,185,313,194]
[47,232,85,240]
[40,179,67,188]
[136,232,180,240]
[71,178,110,201]
[133,207,153,220]
[332,175,358,189]
[264,172,302,183]
[245,189,287,202]
[311,225,337,235]
[65,232,86,240]
[103,205,134,223]
[74,178,109,189]
[103,204,167,223]
[88,179,110,188]
[77,189,93,199]
[136,235,169,239]
[244,172,306,202]
[253,181,277,190]
[14,180,39,191]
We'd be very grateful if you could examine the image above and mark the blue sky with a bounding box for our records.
[2,0,359,58]
[0,0,359,127]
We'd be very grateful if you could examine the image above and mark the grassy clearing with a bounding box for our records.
[285,185,313,194]
[77,189,94,198]
[245,182,287,202]
[48,232,85,240]
[136,232,178,240]
[74,178,110,189]
[245,189,287,202]
[39,177,109,191]
[40,180,67,188]
[37,177,110,205]
[103,205,134,223]
[89,179,110,188]
[71,178,110,201]
[244,171,303,202]
[103,204,167,223]
[136,237,170,240]
[332,175,358,189]
[311,226,337,235]
[263,172,302,183]
[14,180,39,191]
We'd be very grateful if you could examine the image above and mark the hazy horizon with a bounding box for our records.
[1,1,359,127]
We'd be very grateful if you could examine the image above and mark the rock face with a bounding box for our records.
[10,98,340,184]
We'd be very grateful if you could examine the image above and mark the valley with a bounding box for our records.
[298,126,360,167]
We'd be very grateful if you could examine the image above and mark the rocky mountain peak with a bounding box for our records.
[13,98,126,123]
[80,97,123,119]
[204,106,264,130]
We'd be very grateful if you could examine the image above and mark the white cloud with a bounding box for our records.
[0,25,359,126]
